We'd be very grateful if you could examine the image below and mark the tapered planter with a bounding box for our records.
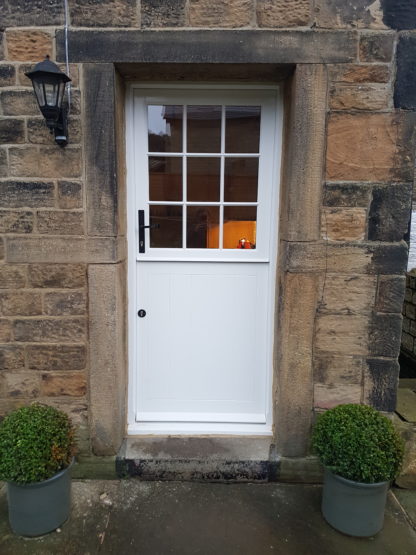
[322,468,389,537]
[7,461,73,537]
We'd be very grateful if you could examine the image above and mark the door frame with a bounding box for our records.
[126,82,283,435]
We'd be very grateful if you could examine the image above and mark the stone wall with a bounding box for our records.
[1,1,416,459]
[401,270,416,360]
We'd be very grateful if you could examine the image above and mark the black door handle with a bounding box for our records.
[138,210,160,253]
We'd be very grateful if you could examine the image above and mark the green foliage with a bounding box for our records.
[0,403,76,484]
[312,404,404,484]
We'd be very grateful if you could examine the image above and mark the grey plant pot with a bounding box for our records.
[7,461,73,537]
[322,468,389,537]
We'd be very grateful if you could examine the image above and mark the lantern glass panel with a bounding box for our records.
[33,81,46,107]
[44,82,59,106]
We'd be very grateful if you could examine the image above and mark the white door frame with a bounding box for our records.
[126,83,283,435]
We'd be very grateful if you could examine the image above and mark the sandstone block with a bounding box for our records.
[0,345,25,370]
[319,275,376,315]
[14,318,86,342]
[188,0,253,27]
[406,303,416,320]
[0,1,64,26]
[359,32,395,62]
[37,211,84,235]
[44,291,87,316]
[323,183,371,208]
[329,64,390,84]
[257,0,310,27]
[0,149,7,177]
[369,313,402,358]
[0,238,3,260]
[314,0,386,29]
[368,183,412,241]
[0,181,55,208]
[27,117,82,145]
[0,118,25,144]
[314,384,362,409]
[0,290,42,316]
[314,355,364,385]
[321,207,366,241]
[329,83,390,111]
[28,264,86,288]
[6,30,53,62]
[27,344,87,371]
[9,147,82,178]
[70,0,139,27]
[315,314,369,355]
[0,266,26,289]
[0,65,16,87]
[2,372,40,398]
[402,316,410,333]
[141,0,186,27]
[38,399,88,427]
[376,276,406,313]
[364,358,399,412]
[0,32,3,60]
[0,90,38,116]
[0,319,12,342]
[58,181,83,209]
[0,210,33,233]
[41,372,87,397]
[410,320,416,337]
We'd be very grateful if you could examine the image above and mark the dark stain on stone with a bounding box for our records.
[369,313,403,358]
[381,0,416,30]
[323,183,371,208]
[365,358,399,412]
[395,36,416,110]
[368,183,412,242]
[370,242,408,275]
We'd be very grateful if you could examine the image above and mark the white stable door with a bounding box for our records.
[127,86,282,434]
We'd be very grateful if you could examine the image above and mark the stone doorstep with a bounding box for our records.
[116,436,280,482]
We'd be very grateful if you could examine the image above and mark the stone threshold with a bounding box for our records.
[116,436,279,482]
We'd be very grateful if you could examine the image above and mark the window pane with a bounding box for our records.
[187,105,221,153]
[224,158,258,202]
[187,206,220,249]
[187,157,220,202]
[148,105,182,152]
[225,106,261,153]
[223,206,257,249]
[150,205,182,248]
[149,157,182,201]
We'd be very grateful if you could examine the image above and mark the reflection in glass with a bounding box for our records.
[225,106,261,153]
[187,157,220,202]
[187,206,220,249]
[148,105,182,152]
[224,158,258,202]
[150,205,182,248]
[187,105,221,153]
[149,157,182,201]
[223,206,257,249]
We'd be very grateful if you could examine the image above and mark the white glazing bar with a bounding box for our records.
[219,105,225,249]
[147,152,260,157]
[183,105,187,248]
[148,201,259,206]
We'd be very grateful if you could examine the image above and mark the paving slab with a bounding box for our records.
[397,388,416,422]
[1,481,416,555]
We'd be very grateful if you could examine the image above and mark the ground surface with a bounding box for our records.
[1,481,415,554]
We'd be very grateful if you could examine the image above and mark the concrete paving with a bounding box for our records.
[0,481,416,555]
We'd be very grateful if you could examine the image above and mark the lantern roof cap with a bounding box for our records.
[25,55,71,83]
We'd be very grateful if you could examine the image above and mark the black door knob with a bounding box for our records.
[137,309,146,318]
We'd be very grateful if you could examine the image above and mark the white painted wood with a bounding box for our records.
[126,84,282,434]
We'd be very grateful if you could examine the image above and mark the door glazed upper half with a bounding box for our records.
[127,86,282,434]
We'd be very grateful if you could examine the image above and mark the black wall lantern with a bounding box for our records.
[25,56,71,147]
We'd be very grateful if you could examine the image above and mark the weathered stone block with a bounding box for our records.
[0,118,25,144]
[315,0,386,29]
[0,346,25,370]
[14,318,86,343]
[141,0,186,27]
[368,183,412,241]
[0,32,3,60]
[0,290,42,316]
[0,238,3,260]
[382,0,416,31]
[28,264,86,288]
[57,181,83,209]
[402,316,410,333]
[410,320,416,337]
[0,266,26,289]
[323,183,371,208]
[0,90,38,116]
[359,32,394,62]
[27,344,87,371]
[314,384,362,409]
[0,1,64,26]
[70,0,139,27]
[27,117,81,145]
[257,0,310,27]
[0,65,15,87]
[314,355,364,385]
[37,211,84,235]
[369,313,402,357]
[0,319,12,342]
[0,210,33,233]
[315,314,369,355]
[41,372,87,397]
[319,275,376,315]
[9,147,82,178]
[376,276,406,314]
[0,149,7,177]
[395,35,416,110]
[44,291,87,316]
[406,303,416,320]
[364,358,399,412]
[321,207,366,241]
[329,64,390,84]
[188,0,253,27]
[6,30,53,62]
[0,181,55,208]
[329,83,390,111]
[2,372,40,398]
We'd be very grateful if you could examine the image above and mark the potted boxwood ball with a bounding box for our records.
[312,404,404,537]
[0,403,76,537]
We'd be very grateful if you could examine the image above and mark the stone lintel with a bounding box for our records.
[56,30,357,64]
